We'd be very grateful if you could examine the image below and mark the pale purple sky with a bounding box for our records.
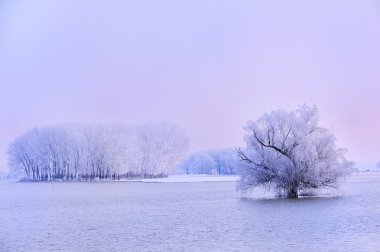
[1,0,380,171]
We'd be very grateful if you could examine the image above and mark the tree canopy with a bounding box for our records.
[237,105,354,198]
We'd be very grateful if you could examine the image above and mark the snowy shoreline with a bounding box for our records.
[2,174,240,183]
[118,174,240,183]
[5,172,380,184]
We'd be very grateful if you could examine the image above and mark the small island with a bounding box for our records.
[8,122,188,182]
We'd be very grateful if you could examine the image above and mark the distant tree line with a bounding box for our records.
[177,149,238,175]
[8,123,188,181]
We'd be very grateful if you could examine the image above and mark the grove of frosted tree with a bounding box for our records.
[177,149,238,175]
[237,105,354,198]
[8,122,188,181]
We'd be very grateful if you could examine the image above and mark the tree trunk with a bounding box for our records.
[287,187,298,198]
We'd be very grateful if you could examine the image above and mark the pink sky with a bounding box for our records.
[1,0,380,171]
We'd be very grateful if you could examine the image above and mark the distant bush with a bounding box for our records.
[178,149,238,175]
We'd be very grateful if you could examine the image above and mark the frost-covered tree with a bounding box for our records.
[178,151,216,174]
[8,122,188,181]
[136,122,189,176]
[237,105,354,198]
[178,149,239,175]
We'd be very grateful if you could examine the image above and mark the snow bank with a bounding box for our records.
[119,174,239,183]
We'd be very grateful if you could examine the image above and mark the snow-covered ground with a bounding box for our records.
[119,171,379,183]
[119,174,239,183]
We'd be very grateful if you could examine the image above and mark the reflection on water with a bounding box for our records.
[1,173,380,251]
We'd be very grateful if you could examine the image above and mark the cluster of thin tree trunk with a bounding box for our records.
[9,123,188,181]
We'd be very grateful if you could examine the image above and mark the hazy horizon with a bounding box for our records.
[1,0,380,172]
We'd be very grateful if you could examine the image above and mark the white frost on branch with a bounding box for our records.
[237,105,354,198]
[8,122,188,181]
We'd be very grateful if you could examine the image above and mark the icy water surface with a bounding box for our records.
[1,173,380,251]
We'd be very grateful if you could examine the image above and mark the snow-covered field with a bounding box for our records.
[120,174,239,183]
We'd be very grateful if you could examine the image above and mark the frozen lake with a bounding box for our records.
[1,173,380,251]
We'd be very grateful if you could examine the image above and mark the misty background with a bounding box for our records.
[1,0,380,173]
